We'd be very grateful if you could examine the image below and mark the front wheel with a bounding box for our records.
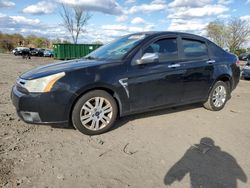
[203,81,229,111]
[72,90,118,135]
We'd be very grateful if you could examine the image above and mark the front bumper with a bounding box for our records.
[11,85,71,125]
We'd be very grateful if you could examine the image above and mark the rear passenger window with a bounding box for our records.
[182,39,208,59]
[143,38,178,62]
[208,41,226,57]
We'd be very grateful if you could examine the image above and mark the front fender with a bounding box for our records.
[65,82,130,120]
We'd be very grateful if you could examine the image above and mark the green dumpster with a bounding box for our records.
[53,44,102,60]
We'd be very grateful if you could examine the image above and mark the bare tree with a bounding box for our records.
[227,18,250,53]
[60,4,91,44]
[207,20,227,48]
[206,18,250,53]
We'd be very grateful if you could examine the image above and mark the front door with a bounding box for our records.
[127,37,186,112]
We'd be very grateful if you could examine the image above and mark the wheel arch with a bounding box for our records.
[68,84,123,125]
[215,74,232,91]
[205,74,232,102]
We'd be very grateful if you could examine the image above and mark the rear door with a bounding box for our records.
[127,35,186,112]
[179,37,214,103]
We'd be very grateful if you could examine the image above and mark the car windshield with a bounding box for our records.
[85,34,146,60]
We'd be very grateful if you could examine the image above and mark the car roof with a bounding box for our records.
[132,31,208,41]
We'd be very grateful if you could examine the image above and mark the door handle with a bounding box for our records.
[168,64,181,68]
[206,60,216,64]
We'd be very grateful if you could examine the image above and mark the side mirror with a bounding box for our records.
[136,53,159,65]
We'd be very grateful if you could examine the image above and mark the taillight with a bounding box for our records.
[236,59,241,67]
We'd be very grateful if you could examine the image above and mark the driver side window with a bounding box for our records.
[143,38,178,63]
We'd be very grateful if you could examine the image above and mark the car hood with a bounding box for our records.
[20,59,109,80]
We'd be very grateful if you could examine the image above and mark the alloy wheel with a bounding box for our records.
[212,85,227,108]
[80,97,113,131]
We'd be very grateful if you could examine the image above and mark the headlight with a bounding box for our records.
[22,72,65,93]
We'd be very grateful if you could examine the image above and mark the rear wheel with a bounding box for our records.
[203,81,229,111]
[72,90,118,135]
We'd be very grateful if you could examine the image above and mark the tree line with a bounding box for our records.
[207,18,250,55]
[0,32,71,52]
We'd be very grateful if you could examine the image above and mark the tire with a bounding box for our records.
[203,81,229,111]
[72,90,118,135]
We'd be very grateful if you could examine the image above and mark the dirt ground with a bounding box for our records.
[0,53,250,188]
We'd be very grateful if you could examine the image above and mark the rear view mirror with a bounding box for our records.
[136,53,159,65]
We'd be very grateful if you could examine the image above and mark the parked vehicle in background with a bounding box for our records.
[11,32,241,135]
[12,47,30,56]
[242,61,250,79]
[21,49,31,59]
[37,48,45,57]
[239,52,250,61]
[12,48,17,55]
[30,48,39,56]
[44,49,54,57]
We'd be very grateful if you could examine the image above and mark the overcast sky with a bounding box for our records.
[0,0,250,43]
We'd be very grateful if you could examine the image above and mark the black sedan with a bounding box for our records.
[11,32,241,135]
